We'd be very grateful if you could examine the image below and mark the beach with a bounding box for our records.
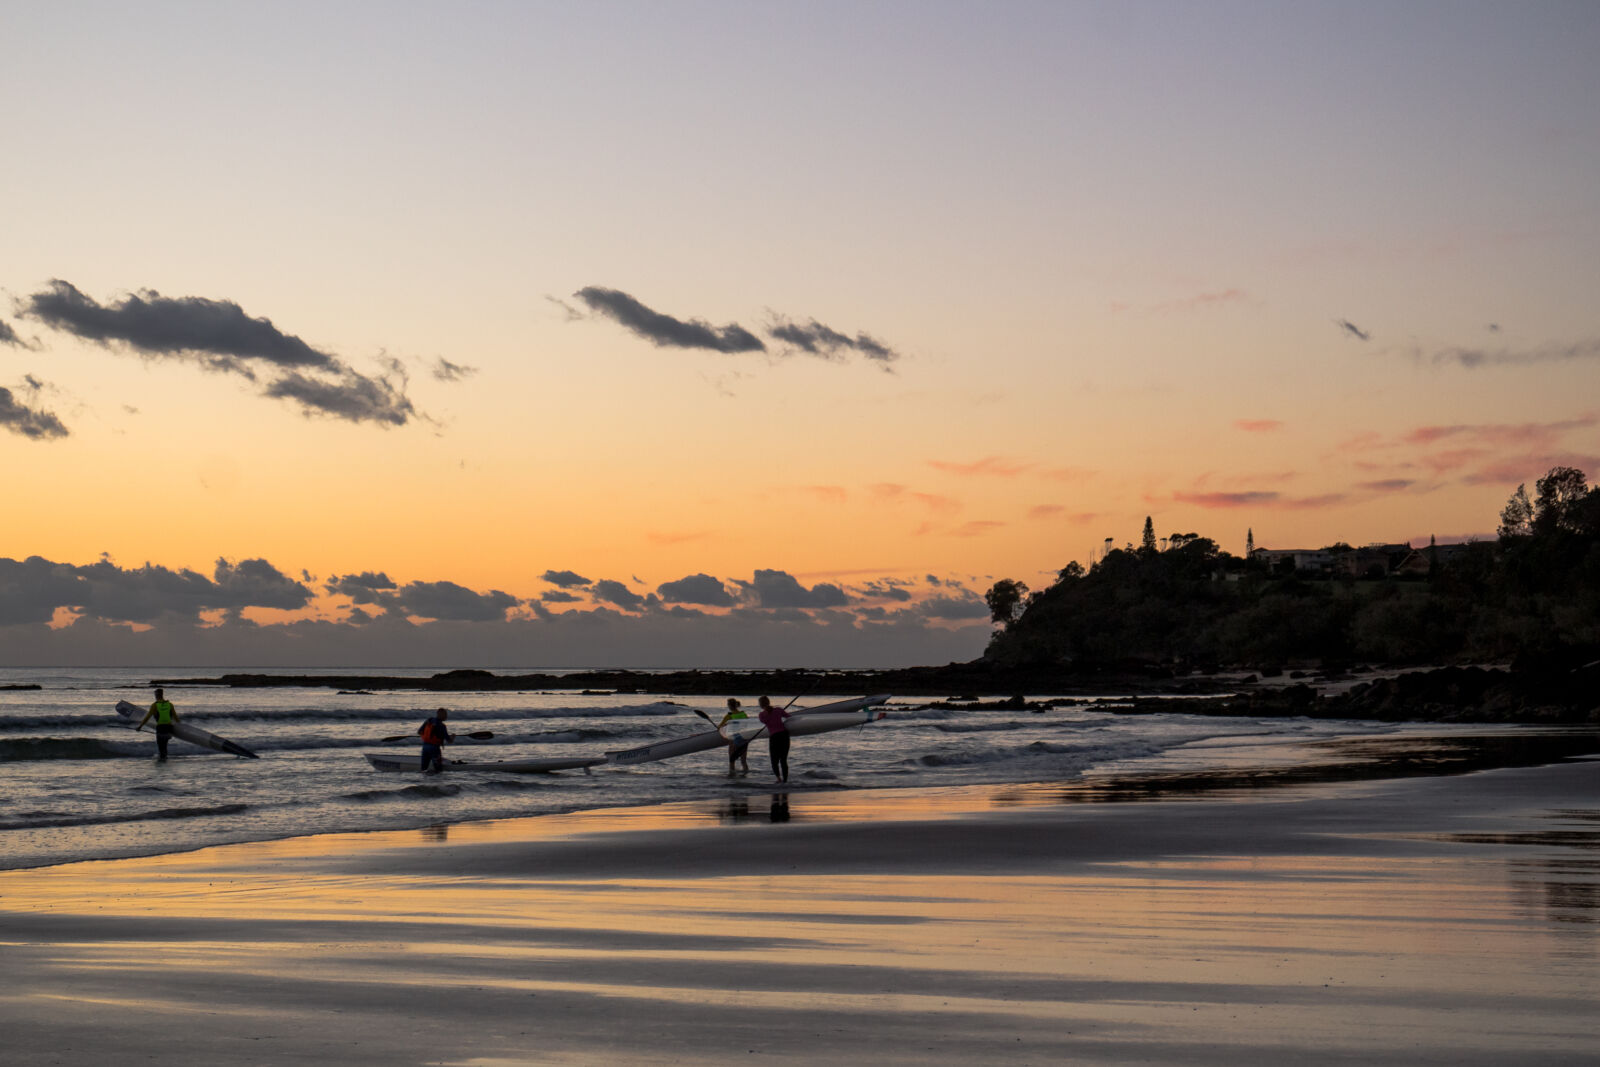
[2,732,1595,1066]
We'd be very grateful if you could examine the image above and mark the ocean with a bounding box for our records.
[0,665,1496,871]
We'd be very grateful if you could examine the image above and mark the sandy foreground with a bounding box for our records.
[1,733,1596,1066]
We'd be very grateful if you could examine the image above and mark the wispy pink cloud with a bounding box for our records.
[950,520,1006,537]
[1462,452,1600,485]
[1040,466,1095,482]
[1029,504,1064,519]
[1235,419,1283,433]
[927,456,1033,477]
[801,485,848,504]
[646,530,710,546]
[1357,479,1415,492]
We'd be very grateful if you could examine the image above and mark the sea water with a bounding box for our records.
[0,665,1455,871]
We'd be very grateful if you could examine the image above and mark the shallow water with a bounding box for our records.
[0,664,1478,870]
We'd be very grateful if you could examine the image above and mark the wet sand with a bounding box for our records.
[2,733,1596,1065]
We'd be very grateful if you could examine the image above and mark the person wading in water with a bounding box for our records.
[135,688,179,761]
[418,708,454,773]
[757,695,792,784]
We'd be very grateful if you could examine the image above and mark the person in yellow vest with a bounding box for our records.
[417,708,454,773]
[136,688,180,761]
[717,697,751,776]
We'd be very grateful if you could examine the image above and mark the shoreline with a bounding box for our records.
[2,731,1595,1064]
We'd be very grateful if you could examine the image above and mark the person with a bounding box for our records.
[718,697,751,776]
[135,688,179,761]
[418,708,454,773]
[757,695,792,783]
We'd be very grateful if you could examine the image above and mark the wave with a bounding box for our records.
[0,802,251,831]
[340,783,463,802]
[0,737,145,761]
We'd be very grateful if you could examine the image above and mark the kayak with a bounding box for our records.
[363,752,604,774]
[113,700,259,759]
[608,694,892,765]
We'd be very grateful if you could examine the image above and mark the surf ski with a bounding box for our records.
[113,700,259,759]
[363,752,603,774]
[608,694,892,766]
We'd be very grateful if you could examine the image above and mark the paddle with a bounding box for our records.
[381,729,494,742]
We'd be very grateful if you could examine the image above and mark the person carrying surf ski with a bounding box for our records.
[718,697,752,776]
[757,695,792,783]
[418,708,454,773]
[135,688,179,762]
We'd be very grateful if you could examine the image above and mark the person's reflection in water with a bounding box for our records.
[420,824,449,843]
[769,793,790,823]
[717,797,751,824]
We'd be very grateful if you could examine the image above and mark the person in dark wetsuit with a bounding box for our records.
[135,688,179,761]
[757,695,791,784]
[418,708,454,773]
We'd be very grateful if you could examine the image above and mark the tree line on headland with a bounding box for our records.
[981,465,1598,673]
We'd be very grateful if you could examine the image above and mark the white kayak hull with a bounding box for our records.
[609,694,891,765]
[364,752,604,774]
[114,700,259,759]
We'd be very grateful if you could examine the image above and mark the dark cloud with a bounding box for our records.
[1337,319,1371,341]
[25,280,334,368]
[431,357,477,382]
[324,572,399,604]
[1424,338,1600,368]
[768,316,900,367]
[395,580,518,622]
[574,286,766,354]
[656,573,735,607]
[22,280,417,426]
[591,579,646,612]
[0,319,23,347]
[263,366,414,426]
[856,579,914,602]
[541,569,591,588]
[539,589,582,604]
[0,555,315,626]
[0,386,69,440]
[737,569,850,609]
[916,592,990,621]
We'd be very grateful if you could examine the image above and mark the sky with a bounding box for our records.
[3,1,1598,667]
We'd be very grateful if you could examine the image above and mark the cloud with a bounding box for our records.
[22,280,417,426]
[1337,319,1371,341]
[1040,466,1095,482]
[431,357,477,382]
[927,456,1032,477]
[540,569,591,588]
[950,520,1005,537]
[1422,338,1600,368]
[656,573,735,607]
[767,316,900,366]
[539,589,582,604]
[0,555,315,626]
[591,579,646,611]
[324,572,398,604]
[1173,490,1282,508]
[916,592,990,621]
[574,286,765,353]
[0,319,24,347]
[395,580,518,622]
[1234,419,1283,433]
[0,385,68,440]
[1358,479,1415,492]
[738,569,850,609]
[1404,414,1595,448]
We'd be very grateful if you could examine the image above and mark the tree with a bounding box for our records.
[1057,560,1085,583]
[1534,466,1590,534]
[984,579,1030,629]
[1498,484,1533,540]
[1246,528,1255,556]
[1141,516,1157,554]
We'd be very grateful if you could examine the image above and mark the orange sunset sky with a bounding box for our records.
[3,2,1597,666]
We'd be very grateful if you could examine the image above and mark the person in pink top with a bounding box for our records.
[756,695,791,783]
